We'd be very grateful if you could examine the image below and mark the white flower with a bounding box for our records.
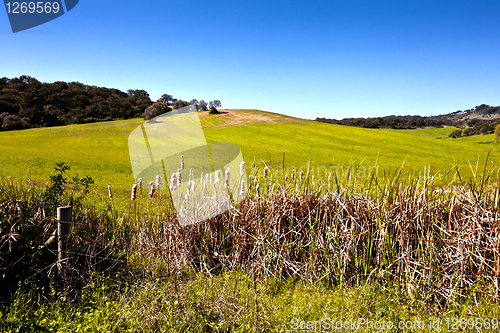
[177,169,182,188]
[107,185,113,200]
[225,167,231,186]
[148,182,156,198]
[214,170,220,185]
[170,173,177,190]
[240,161,245,176]
[240,180,245,195]
[131,184,137,200]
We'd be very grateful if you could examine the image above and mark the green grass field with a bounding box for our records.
[2,110,500,332]
[0,109,498,192]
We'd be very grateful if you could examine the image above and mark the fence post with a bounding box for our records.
[57,206,73,283]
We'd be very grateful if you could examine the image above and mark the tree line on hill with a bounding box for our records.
[0,75,222,131]
[316,104,500,138]
[315,116,452,129]
[448,118,499,138]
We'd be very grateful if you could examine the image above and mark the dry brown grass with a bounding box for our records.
[98,176,500,309]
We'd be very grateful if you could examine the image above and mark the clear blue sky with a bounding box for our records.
[1,0,499,119]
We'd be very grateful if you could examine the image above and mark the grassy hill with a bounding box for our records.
[3,109,500,331]
[0,109,498,193]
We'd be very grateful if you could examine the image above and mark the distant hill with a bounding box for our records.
[0,108,497,189]
[316,104,500,136]
[429,104,500,122]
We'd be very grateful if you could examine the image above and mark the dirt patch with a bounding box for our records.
[199,109,305,128]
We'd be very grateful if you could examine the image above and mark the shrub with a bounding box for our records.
[143,102,171,120]
[448,129,462,138]
[495,123,500,143]
[208,100,221,114]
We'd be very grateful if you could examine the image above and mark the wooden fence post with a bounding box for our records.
[57,206,73,283]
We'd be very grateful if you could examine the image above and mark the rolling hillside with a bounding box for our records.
[316,104,500,134]
[0,109,498,193]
